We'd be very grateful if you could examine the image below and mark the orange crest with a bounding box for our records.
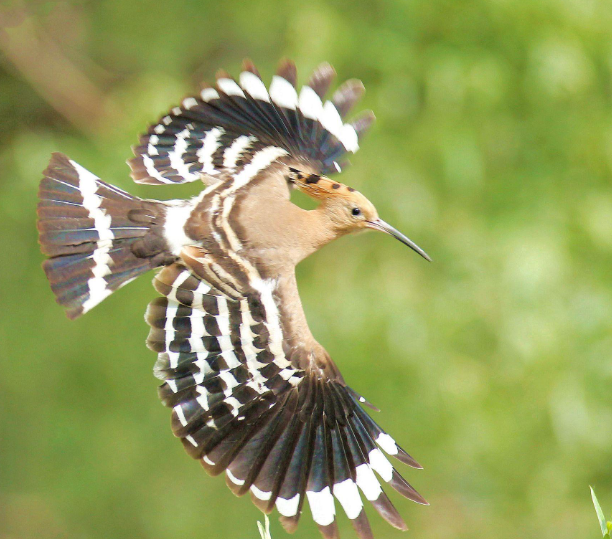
[288,167,357,201]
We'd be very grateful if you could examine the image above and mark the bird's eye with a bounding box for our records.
[351,207,361,217]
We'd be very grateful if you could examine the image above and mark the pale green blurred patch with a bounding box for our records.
[1,0,612,539]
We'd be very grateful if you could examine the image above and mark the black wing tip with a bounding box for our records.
[317,521,340,539]
[397,449,424,470]
[276,58,297,86]
[314,61,336,78]
[215,68,232,80]
[242,58,259,75]
[279,514,300,534]
[391,470,428,505]
[346,386,380,412]
[351,510,374,539]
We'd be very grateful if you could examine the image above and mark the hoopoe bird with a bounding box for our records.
[37,59,431,539]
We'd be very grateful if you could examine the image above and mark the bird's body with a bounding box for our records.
[37,60,430,539]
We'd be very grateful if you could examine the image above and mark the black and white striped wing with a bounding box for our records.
[129,59,375,185]
[148,264,426,539]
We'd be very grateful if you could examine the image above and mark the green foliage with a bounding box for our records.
[591,488,612,538]
[1,1,612,539]
[258,515,273,539]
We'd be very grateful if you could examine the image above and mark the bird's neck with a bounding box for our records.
[240,202,344,272]
[292,205,344,262]
[272,267,342,379]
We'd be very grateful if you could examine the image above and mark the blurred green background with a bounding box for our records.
[1,0,612,538]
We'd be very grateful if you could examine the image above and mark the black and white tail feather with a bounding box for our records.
[128,59,375,185]
[37,153,175,319]
[37,60,425,539]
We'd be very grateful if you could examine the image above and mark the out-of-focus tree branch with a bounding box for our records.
[0,3,110,134]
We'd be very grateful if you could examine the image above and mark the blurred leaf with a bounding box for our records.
[257,515,272,539]
[591,487,609,537]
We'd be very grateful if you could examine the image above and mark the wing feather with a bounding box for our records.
[146,264,425,537]
[129,59,374,184]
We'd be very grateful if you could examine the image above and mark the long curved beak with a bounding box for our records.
[366,219,431,261]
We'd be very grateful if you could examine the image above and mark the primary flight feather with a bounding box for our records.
[37,59,430,539]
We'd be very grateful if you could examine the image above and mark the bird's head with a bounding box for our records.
[289,168,431,261]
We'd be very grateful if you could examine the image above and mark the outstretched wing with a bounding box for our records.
[129,59,375,185]
[147,264,426,539]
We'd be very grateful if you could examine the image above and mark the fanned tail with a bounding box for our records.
[37,153,173,319]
